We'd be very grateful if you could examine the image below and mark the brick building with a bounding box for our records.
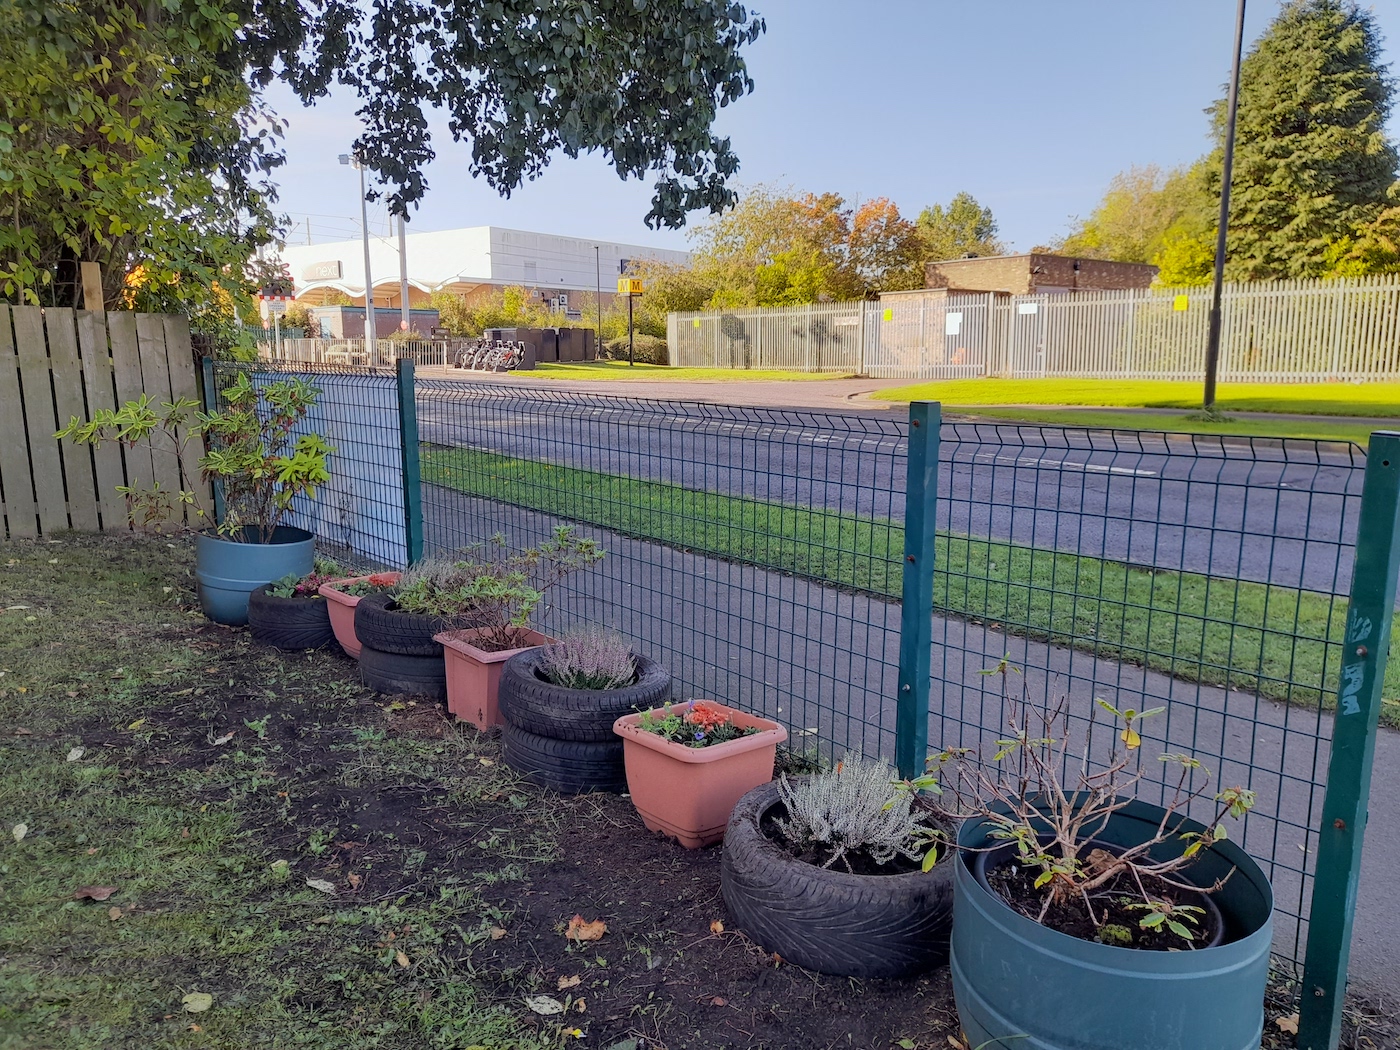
[923,253,1158,295]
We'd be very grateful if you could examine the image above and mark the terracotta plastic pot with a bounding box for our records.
[435,628,554,729]
[612,703,787,848]
[319,573,402,658]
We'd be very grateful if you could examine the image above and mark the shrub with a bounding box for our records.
[775,755,934,872]
[539,627,636,690]
[265,557,342,599]
[601,334,669,365]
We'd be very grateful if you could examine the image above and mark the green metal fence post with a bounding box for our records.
[895,401,940,779]
[200,357,225,525]
[1298,431,1400,1050]
[396,358,423,565]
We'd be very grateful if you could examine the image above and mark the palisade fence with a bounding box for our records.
[258,336,453,370]
[667,274,1400,381]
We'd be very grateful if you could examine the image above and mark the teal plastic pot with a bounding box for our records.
[195,527,315,626]
[951,798,1272,1050]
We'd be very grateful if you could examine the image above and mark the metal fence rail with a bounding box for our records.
[668,274,1400,381]
[260,337,452,370]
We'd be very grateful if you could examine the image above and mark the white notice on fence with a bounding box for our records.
[1017,303,1039,315]
[944,312,963,336]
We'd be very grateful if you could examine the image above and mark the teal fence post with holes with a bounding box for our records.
[200,357,224,525]
[895,401,940,779]
[396,357,423,566]
[1298,431,1400,1050]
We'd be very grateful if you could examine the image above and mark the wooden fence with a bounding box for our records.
[0,307,208,540]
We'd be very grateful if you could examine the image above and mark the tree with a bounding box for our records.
[1204,0,1398,280]
[848,198,924,294]
[1057,166,1207,264]
[915,193,1004,262]
[1324,205,1400,275]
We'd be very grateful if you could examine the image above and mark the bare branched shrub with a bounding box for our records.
[540,627,636,690]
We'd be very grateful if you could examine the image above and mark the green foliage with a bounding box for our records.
[634,700,758,749]
[265,558,341,599]
[1204,0,1398,279]
[1325,205,1400,275]
[430,286,557,337]
[602,334,669,365]
[0,0,282,310]
[916,192,1005,262]
[1057,165,1209,268]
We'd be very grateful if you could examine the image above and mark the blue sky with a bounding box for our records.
[265,0,1400,254]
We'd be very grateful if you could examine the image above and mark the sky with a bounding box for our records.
[264,0,1400,255]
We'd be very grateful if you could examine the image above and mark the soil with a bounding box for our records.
[759,806,927,877]
[987,851,1221,951]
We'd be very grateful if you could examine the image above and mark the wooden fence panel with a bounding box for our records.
[0,308,37,539]
[161,314,212,520]
[13,306,69,533]
[133,314,182,502]
[106,312,154,506]
[44,308,100,530]
[75,310,128,530]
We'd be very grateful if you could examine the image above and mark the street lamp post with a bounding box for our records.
[339,151,377,360]
[594,246,602,351]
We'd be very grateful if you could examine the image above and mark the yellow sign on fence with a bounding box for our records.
[1173,294,1189,312]
[617,278,644,295]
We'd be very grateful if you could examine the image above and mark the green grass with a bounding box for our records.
[532,361,854,382]
[941,407,1375,446]
[421,445,1400,723]
[870,378,1400,418]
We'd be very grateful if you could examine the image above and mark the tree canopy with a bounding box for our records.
[916,193,1004,262]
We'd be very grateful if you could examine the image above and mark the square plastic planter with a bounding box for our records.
[318,573,401,659]
[613,703,787,848]
[435,628,554,730]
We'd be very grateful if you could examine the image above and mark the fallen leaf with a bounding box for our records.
[525,995,565,1016]
[305,878,337,894]
[66,691,78,698]
[74,886,117,901]
[13,727,32,736]
[489,926,507,940]
[12,823,26,842]
[181,992,213,1014]
[395,950,409,968]
[85,847,98,855]
[108,906,122,921]
[574,998,586,1013]
[1276,1013,1300,1035]
[188,1024,202,1032]
[710,996,727,1007]
[125,719,144,730]
[899,1040,916,1050]
[478,757,494,766]
[66,747,84,762]
[347,873,362,890]
[949,1038,964,1049]
[180,828,190,839]
[709,919,724,935]
[211,732,235,746]
[557,975,581,990]
[565,915,607,943]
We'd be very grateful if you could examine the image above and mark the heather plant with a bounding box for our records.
[775,754,938,873]
[540,627,636,690]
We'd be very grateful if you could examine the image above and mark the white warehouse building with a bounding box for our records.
[277,226,691,314]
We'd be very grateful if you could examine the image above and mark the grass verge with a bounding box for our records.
[870,377,1400,418]
[532,361,854,382]
[421,445,1399,723]
[941,407,1374,446]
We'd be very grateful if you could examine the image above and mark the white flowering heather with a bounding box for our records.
[775,754,929,871]
[540,627,637,690]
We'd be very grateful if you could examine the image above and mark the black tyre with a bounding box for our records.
[501,724,627,795]
[720,780,955,979]
[359,644,447,700]
[497,650,671,742]
[354,593,470,656]
[247,586,334,650]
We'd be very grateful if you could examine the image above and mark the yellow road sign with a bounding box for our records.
[617,277,644,295]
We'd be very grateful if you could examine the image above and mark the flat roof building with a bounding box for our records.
[923,253,1158,296]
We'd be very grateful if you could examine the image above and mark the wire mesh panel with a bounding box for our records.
[930,423,1371,968]
[415,378,908,761]
[209,362,409,567]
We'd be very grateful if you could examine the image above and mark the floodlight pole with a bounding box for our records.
[340,151,377,359]
[398,214,410,333]
[1203,0,1247,411]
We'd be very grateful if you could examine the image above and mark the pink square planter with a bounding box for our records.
[435,628,554,730]
[613,703,787,849]
[318,573,401,658]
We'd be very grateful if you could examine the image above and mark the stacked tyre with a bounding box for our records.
[246,585,335,650]
[497,648,671,795]
[353,593,458,700]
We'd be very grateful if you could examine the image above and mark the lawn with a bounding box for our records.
[0,534,965,1050]
[870,378,1400,418]
[532,361,853,382]
[419,446,1400,725]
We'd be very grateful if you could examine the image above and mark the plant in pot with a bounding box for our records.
[498,627,672,794]
[57,371,333,625]
[318,571,402,658]
[720,753,955,978]
[612,698,783,847]
[924,661,1271,1050]
[246,558,344,651]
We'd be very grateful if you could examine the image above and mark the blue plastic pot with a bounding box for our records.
[951,798,1273,1050]
[195,526,315,626]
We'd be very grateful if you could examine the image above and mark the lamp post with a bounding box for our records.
[1203,0,1247,412]
[594,245,602,350]
[339,151,377,360]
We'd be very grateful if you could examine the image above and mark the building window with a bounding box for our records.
[524,261,537,283]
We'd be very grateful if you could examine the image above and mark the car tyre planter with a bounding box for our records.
[951,798,1273,1050]
[436,628,555,730]
[319,574,402,658]
[720,779,955,979]
[354,593,467,656]
[613,703,783,848]
[359,645,447,700]
[195,526,315,626]
[246,586,334,650]
[498,650,672,742]
[501,723,627,795]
